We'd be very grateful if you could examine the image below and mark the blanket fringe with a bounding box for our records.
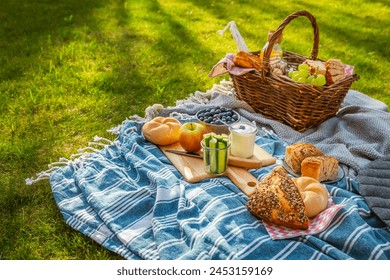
[175,79,235,107]
[26,135,114,186]
[108,115,143,135]
[144,104,166,120]
[25,167,59,185]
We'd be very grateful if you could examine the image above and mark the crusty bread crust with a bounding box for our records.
[247,166,309,230]
[233,51,262,71]
[142,117,181,146]
[325,59,345,85]
[301,156,338,182]
[285,143,324,173]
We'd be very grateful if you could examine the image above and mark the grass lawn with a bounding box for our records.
[0,0,389,259]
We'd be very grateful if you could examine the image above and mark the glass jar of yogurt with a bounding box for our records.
[229,122,257,158]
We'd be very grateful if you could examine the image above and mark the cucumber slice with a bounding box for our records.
[214,134,224,142]
[203,133,212,165]
[203,133,229,174]
[208,138,218,174]
[217,141,227,174]
[221,137,229,145]
[203,133,212,143]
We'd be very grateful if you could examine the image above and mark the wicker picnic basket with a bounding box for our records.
[229,10,359,132]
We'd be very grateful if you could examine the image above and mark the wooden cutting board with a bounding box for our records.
[160,142,276,196]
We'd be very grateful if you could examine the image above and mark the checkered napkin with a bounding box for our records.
[264,196,345,240]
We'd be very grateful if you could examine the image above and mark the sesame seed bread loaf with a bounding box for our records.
[247,166,310,230]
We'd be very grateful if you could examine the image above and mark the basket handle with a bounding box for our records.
[261,10,319,77]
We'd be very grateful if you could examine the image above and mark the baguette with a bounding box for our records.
[233,51,262,70]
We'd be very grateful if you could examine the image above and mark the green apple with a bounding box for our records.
[179,122,207,153]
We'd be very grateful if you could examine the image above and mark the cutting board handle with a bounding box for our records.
[226,167,258,196]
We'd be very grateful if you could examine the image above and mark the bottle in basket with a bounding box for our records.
[260,30,287,75]
[260,30,283,59]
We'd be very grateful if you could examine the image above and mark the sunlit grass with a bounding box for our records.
[0,0,389,259]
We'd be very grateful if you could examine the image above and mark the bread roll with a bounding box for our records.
[247,166,309,230]
[325,59,345,85]
[142,117,181,146]
[301,156,339,182]
[292,177,328,218]
[285,143,324,173]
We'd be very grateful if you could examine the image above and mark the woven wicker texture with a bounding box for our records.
[230,10,359,132]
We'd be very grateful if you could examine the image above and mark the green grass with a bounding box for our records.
[0,0,389,260]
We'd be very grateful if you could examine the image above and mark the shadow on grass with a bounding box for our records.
[0,0,109,80]
[0,0,125,260]
[0,0,223,260]
[100,0,228,117]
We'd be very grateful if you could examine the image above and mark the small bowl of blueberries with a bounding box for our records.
[196,106,240,135]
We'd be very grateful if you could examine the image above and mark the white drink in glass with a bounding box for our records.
[229,122,257,158]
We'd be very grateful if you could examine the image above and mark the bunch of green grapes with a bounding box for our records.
[288,64,326,86]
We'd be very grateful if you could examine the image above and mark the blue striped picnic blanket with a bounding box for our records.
[49,118,390,260]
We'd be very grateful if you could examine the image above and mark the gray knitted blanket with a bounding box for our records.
[150,80,389,179]
[358,155,390,226]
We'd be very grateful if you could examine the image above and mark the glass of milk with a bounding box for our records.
[229,122,257,158]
